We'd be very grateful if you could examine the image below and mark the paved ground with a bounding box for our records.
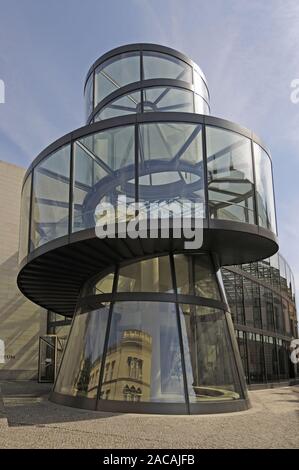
[0,381,298,448]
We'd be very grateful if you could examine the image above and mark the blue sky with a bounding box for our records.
[0,0,299,293]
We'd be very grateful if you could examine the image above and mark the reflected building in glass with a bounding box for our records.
[18,44,298,414]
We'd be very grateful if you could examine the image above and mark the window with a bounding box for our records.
[95,91,141,121]
[193,70,209,102]
[100,301,185,403]
[19,174,32,262]
[174,254,221,300]
[30,145,70,249]
[138,122,204,206]
[143,87,194,113]
[143,51,192,82]
[95,52,140,104]
[117,256,173,293]
[179,304,242,401]
[85,73,93,119]
[54,305,110,399]
[206,127,255,224]
[253,143,276,233]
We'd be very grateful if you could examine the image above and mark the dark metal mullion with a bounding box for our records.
[135,123,139,202]
[261,334,268,383]
[153,86,171,105]
[27,170,34,255]
[96,266,119,407]
[251,139,259,227]
[242,331,251,385]
[92,70,95,117]
[140,51,144,113]
[275,337,281,382]
[68,142,74,237]
[170,254,190,414]
[202,124,209,224]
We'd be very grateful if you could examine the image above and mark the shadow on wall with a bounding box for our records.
[0,252,47,380]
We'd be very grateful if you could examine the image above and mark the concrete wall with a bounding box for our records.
[0,160,47,380]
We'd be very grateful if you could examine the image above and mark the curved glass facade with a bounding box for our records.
[19,43,297,415]
[18,120,276,262]
[85,46,210,122]
[94,87,210,121]
[54,253,246,410]
[222,253,298,385]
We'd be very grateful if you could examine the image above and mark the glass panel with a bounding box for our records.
[19,174,32,262]
[38,336,56,383]
[282,299,291,335]
[264,336,279,382]
[174,254,221,299]
[273,292,284,334]
[139,122,204,207]
[73,141,108,232]
[54,305,110,398]
[30,145,70,249]
[253,143,276,233]
[100,301,185,403]
[194,94,210,114]
[243,278,254,327]
[117,256,173,293]
[206,127,255,224]
[260,286,275,332]
[143,87,194,113]
[247,333,265,383]
[85,73,93,120]
[193,70,209,102]
[79,126,134,171]
[95,52,140,104]
[81,271,115,296]
[222,269,245,324]
[279,255,288,295]
[179,304,242,401]
[236,330,248,382]
[278,341,289,380]
[270,253,280,290]
[75,126,135,228]
[143,51,192,82]
[95,91,141,121]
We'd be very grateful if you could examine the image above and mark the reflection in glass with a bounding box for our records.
[54,305,110,398]
[179,304,241,401]
[174,254,221,299]
[143,51,192,82]
[19,174,32,262]
[117,256,173,293]
[100,301,185,403]
[95,52,140,104]
[206,127,255,224]
[30,145,70,249]
[253,143,276,233]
